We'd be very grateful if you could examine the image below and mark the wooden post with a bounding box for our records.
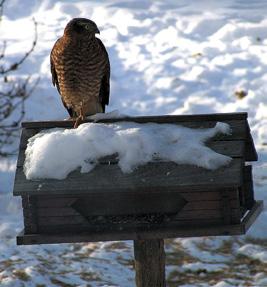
[134,239,166,287]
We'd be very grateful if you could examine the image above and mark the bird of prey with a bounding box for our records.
[50,18,110,128]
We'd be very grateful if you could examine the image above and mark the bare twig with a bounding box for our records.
[0,18,38,74]
[0,41,7,61]
[0,0,6,22]
[0,3,39,156]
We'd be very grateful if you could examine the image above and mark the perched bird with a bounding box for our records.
[50,18,110,128]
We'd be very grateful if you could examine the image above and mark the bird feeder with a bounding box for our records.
[13,112,263,287]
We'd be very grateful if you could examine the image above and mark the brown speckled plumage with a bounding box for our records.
[50,18,110,126]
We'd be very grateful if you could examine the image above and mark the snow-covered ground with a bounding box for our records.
[0,0,266,286]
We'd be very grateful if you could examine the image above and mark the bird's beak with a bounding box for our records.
[95,27,100,34]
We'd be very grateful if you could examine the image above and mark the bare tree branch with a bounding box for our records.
[0,0,6,22]
[0,18,38,74]
[0,2,39,156]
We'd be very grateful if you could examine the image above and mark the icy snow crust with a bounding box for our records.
[24,121,231,180]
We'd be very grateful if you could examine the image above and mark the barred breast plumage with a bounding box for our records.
[50,18,110,127]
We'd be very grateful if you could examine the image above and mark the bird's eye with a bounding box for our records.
[85,24,90,30]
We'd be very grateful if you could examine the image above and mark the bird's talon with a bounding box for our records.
[74,116,82,128]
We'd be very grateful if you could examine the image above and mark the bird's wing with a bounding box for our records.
[50,39,61,94]
[97,38,110,112]
[50,38,74,117]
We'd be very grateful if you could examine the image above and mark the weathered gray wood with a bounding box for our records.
[22,196,38,233]
[181,191,235,201]
[21,223,240,244]
[35,191,238,208]
[243,165,255,209]
[243,200,264,232]
[71,192,187,217]
[36,208,242,228]
[37,197,77,208]
[36,217,226,234]
[38,216,87,225]
[21,112,248,128]
[134,239,165,287]
[36,209,224,226]
[18,128,39,150]
[17,201,263,245]
[36,218,225,234]
[185,199,239,210]
[35,200,240,217]
[36,207,79,217]
[245,122,258,161]
[18,220,246,245]
[13,159,243,196]
[221,190,232,224]
[18,223,243,244]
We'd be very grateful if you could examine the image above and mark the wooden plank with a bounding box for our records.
[16,149,26,169]
[35,214,223,227]
[38,216,87,225]
[39,211,224,225]
[34,207,241,235]
[220,190,232,224]
[16,221,245,245]
[16,140,246,168]
[35,191,237,208]
[245,122,258,161]
[176,208,240,222]
[35,200,240,217]
[35,192,187,217]
[72,192,187,216]
[22,196,38,233]
[181,191,235,201]
[185,199,239,210]
[16,201,262,245]
[243,165,255,209]
[37,208,228,226]
[37,197,77,208]
[13,159,243,196]
[243,201,264,233]
[175,209,222,220]
[19,128,39,150]
[21,112,248,129]
[36,217,224,234]
[36,207,79,217]
[38,219,225,234]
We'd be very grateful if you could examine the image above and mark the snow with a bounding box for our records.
[237,244,267,263]
[0,0,267,286]
[86,110,127,121]
[182,262,227,273]
[178,237,233,263]
[24,121,231,180]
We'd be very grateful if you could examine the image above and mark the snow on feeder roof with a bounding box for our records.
[23,121,232,180]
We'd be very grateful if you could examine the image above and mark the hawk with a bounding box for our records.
[50,18,110,127]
